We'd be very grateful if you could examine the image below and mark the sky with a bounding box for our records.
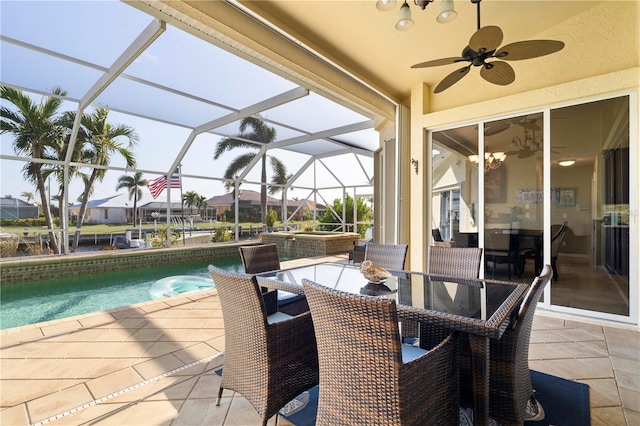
[0,0,376,209]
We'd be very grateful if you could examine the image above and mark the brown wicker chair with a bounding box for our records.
[403,246,483,343]
[301,278,459,426]
[208,265,319,426]
[363,243,408,270]
[239,244,281,274]
[239,244,309,315]
[460,264,554,425]
[427,246,483,278]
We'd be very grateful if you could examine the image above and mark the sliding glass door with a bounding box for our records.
[428,94,635,322]
[549,96,631,316]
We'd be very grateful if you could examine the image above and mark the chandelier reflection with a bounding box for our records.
[468,152,506,170]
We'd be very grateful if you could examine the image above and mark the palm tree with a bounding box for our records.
[42,111,89,224]
[0,86,66,253]
[20,192,34,203]
[182,191,200,216]
[116,172,147,226]
[213,116,287,229]
[71,107,138,250]
[268,164,292,223]
[196,195,208,219]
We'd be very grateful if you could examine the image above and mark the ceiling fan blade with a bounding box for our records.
[518,120,541,131]
[518,150,536,159]
[483,121,511,136]
[434,66,471,93]
[411,57,465,68]
[496,40,565,60]
[480,61,515,86]
[469,26,503,52]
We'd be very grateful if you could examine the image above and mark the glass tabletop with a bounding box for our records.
[257,262,526,326]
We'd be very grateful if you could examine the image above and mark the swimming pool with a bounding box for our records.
[0,257,243,330]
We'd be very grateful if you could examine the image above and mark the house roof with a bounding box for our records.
[207,189,281,207]
[207,189,325,210]
[0,198,38,208]
[70,194,130,209]
[138,202,185,210]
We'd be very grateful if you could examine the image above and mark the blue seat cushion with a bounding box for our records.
[277,291,305,305]
[267,311,293,324]
[401,343,428,363]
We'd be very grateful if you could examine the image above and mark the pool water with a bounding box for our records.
[0,257,244,330]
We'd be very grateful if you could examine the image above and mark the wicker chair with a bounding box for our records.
[427,246,483,278]
[301,278,459,426]
[363,243,408,270]
[208,265,319,426]
[239,244,309,315]
[460,264,554,425]
[403,246,483,343]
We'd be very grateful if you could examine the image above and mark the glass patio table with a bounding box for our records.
[256,262,528,426]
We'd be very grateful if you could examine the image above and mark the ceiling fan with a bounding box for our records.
[411,0,565,93]
[505,119,564,158]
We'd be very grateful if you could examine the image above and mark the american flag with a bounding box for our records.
[148,168,181,199]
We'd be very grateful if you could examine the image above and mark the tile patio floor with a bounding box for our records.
[1,255,638,425]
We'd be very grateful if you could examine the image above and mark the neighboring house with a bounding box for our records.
[288,199,326,220]
[206,190,325,221]
[69,194,130,224]
[138,201,218,222]
[0,197,39,220]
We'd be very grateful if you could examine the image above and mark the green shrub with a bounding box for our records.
[0,237,19,257]
[211,228,232,242]
[266,209,278,227]
[149,226,181,247]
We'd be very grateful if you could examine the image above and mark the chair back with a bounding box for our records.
[364,243,408,270]
[497,264,553,423]
[208,265,269,341]
[427,246,483,278]
[302,279,402,423]
[303,278,459,425]
[516,264,553,327]
[550,223,567,258]
[239,244,281,274]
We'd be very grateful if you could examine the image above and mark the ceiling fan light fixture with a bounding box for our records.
[492,152,506,162]
[415,0,433,10]
[469,152,505,169]
[395,1,414,31]
[436,0,457,23]
[559,160,575,167]
[376,0,397,12]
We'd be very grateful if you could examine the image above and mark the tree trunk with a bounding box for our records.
[260,155,267,232]
[72,170,98,251]
[34,167,60,254]
[132,190,138,226]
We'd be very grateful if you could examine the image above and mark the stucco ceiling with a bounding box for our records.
[238,0,636,108]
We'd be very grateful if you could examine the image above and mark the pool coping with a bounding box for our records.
[0,287,218,342]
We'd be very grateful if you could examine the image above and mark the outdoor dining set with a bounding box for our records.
[208,242,553,426]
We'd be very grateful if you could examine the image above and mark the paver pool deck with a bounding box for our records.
[1,255,638,425]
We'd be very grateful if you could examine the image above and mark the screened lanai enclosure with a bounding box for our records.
[1,1,389,255]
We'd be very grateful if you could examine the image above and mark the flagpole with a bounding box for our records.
[179,165,185,246]
[166,173,171,247]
